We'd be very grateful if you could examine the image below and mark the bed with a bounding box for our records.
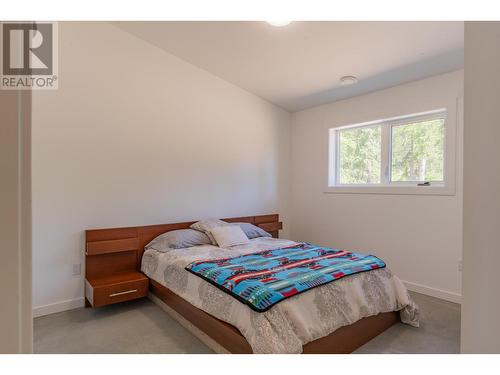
[85,214,419,354]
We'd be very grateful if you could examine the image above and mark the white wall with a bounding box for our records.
[32,23,290,314]
[461,22,500,353]
[290,71,464,302]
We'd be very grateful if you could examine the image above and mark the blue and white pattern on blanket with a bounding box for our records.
[185,243,386,312]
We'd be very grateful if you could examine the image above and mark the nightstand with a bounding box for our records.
[84,232,148,308]
[85,271,148,307]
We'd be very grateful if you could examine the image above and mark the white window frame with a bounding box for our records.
[327,108,456,196]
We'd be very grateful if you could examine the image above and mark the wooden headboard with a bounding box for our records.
[85,214,282,280]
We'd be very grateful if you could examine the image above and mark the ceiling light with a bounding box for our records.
[266,20,292,27]
[340,76,358,86]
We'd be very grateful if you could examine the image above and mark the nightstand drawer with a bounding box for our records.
[86,273,148,307]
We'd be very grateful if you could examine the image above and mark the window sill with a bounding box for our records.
[324,185,455,196]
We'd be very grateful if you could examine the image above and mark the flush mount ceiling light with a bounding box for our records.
[340,76,358,86]
[266,20,292,27]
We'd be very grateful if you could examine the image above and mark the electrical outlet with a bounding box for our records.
[72,263,81,276]
[458,259,463,272]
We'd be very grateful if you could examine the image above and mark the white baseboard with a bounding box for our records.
[33,297,85,318]
[402,280,462,304]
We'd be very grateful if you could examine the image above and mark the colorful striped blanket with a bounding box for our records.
[185,243,386,312]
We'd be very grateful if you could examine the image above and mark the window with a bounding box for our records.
[329,110,451,193]
[391,118,444,183]
[338,124,382,185]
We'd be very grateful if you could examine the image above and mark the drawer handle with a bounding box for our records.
[109,289,138,297]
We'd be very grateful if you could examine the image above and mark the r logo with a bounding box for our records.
[2,23,53,75]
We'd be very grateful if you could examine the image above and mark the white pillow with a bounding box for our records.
[211,226,251,248]
[190,218,229,245]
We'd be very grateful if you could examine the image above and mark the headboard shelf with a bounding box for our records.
[86,237,139,256]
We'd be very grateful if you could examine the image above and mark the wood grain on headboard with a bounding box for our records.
[85,214,282,280]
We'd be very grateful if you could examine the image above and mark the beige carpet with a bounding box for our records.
[34,291,460,354]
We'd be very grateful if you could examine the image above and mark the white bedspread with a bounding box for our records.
[141,237,419,353]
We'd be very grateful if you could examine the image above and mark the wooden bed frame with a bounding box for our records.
[85,214,399,354]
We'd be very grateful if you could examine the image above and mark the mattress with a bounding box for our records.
[141,237,419,353]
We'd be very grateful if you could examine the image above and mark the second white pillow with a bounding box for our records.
[211,225,250,248]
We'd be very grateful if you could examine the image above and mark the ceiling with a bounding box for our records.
[114,21,464,112]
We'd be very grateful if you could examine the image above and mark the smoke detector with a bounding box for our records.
[340,76,358,86]
[266,20,292,27]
